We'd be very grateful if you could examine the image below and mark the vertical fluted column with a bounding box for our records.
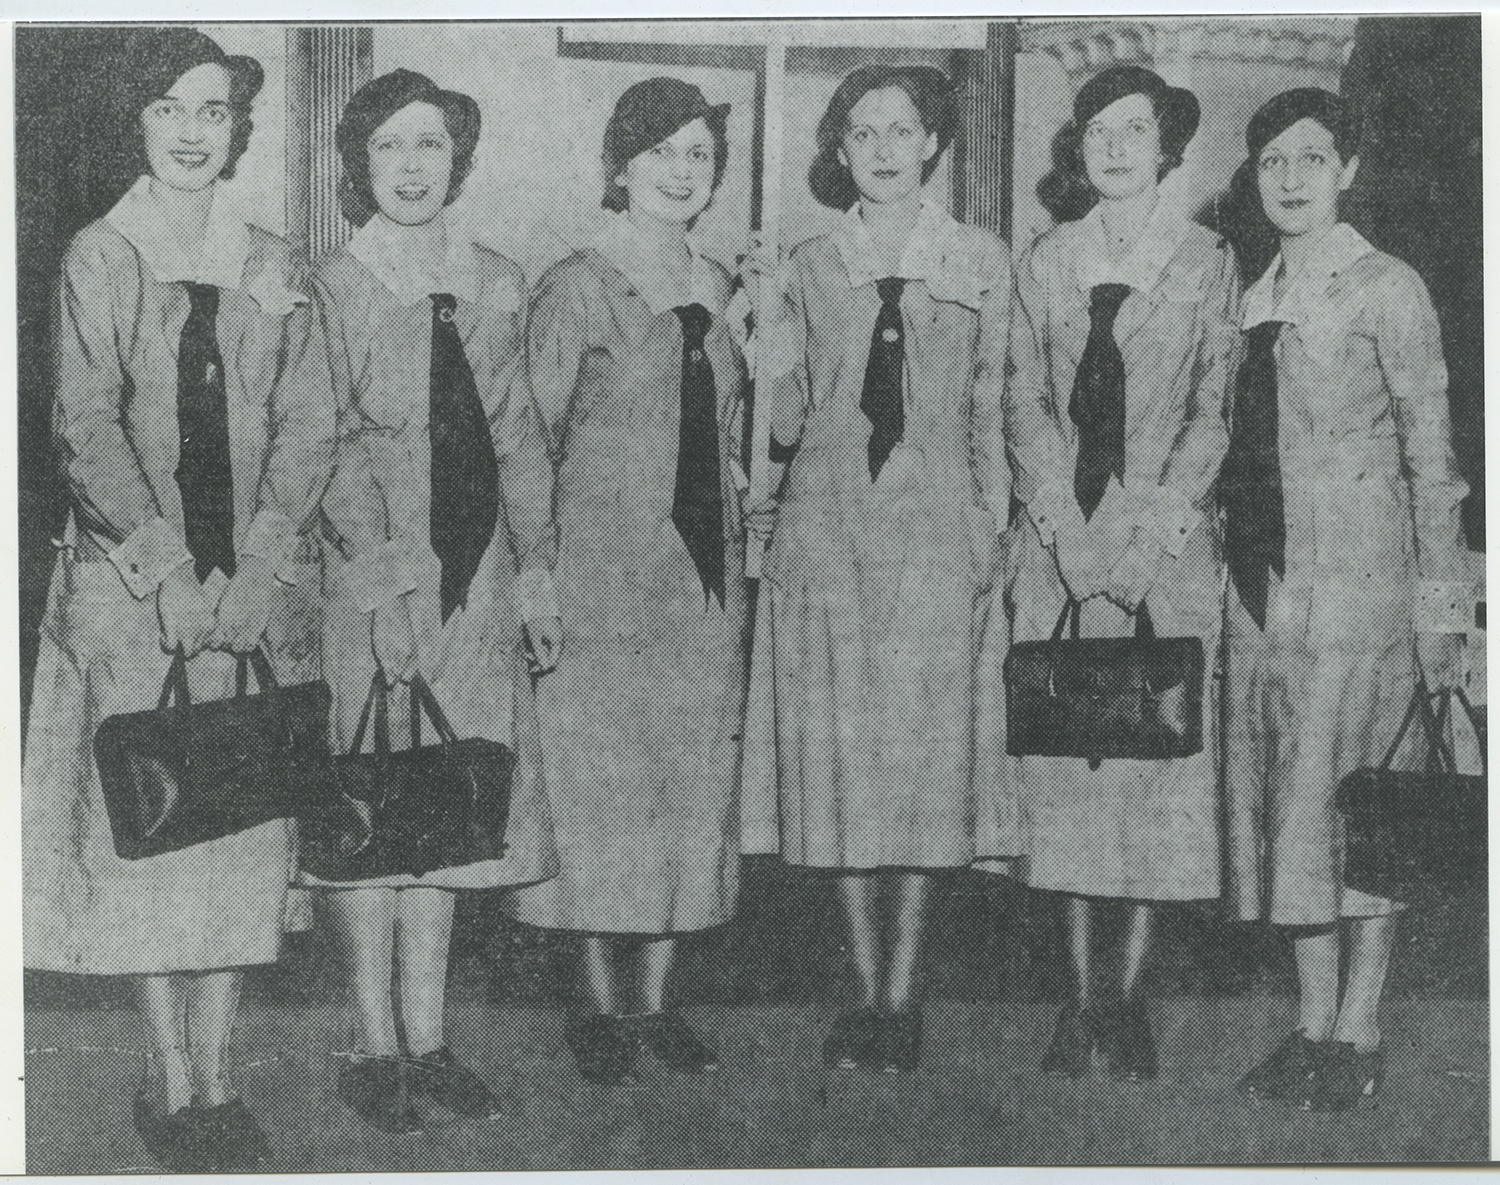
[286,26,373,263]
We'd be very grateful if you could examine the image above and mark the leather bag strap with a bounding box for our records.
[348,672,391,758]
[410,673,460,746]
[234,647,279,697]
[1050,598,1082,642]
[1134,604,1156,639]
[157,647,191,710]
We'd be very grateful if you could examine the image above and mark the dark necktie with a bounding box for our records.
[429,293,499,623]
[1070,282,1132,519]
[672,304,726,609]
[860,277,907,481]
[176,282,236,581]
[1222,320,1288,630]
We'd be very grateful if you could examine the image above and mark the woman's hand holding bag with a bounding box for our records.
[1416,632,1464,692]
[157,563,217,656]
[372,595,419,684]
[212,555,281,653]
[1106,530,1164,611]
[1053,522,1107,600]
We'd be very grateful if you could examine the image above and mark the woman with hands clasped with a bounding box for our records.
[309,69,559,1134]
[21,29,333,1171]
[1004,66,1237,1081]
[741,64,1012,1075]
[1224,90,1470,1112]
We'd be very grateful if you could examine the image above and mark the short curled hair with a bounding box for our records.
[1036,67,1200,222]
[600,77,730,215]
[335,69,481,228]
[111,29,263,184]
[809,64,959,211]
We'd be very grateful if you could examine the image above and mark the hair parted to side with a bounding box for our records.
[335,69,481,228]
[1036,65,1201,222]
[808,64,960,211]
[600,76,730,214]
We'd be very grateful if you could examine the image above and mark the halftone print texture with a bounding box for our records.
[17,16,1486,1172]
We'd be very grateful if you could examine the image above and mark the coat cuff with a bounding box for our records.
[1415,579,1475,634]
[1026,482,1079,548]
[514,567,560,623]
[238,508,301,583]
[345,540,420,613]
[108,516,193,598]
[1141,485,1197,558]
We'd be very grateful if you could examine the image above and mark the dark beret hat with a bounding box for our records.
[1246,87,1356,160]
[1074,64,1200,152]
[603,77,729,172]
[111,27,263,120]
[336,68,479,159]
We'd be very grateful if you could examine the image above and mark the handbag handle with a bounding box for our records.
[1050,599,1157,641]
[233,647,278,697]
[1451,686,1488,776]
[347,671,392,758]
[157,646,192,710]
[410,673,461,747]
[1378,683,1456,775]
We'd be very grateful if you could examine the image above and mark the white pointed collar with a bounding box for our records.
[833,195,955,289]
[1073,197,1194,295]
[1242,222,1376,329]
[591,211,721,316]
[346,210,482,307]
[105,175,253,290]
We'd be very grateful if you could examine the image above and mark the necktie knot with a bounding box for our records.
[1088,282,1130,323]
[431,293,458,323]
[1246,319,1286,355]
[876,277,907,308]
[185,281,219,319]
[674,303,712,351]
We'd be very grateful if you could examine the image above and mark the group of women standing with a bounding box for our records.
[21,25,1471,1172]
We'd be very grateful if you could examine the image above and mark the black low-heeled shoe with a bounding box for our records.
[194,1097,273,1171]
[1095,999,1158,1081]
[823,1007,883,1071]
[133,1091,212,1174]
[1237,1030,1324,1101]
[405,1046,505,1120]
[874,1010,924,1075]
[631,1011,720,1074]
[1297,1042,1384,1112]
[1040,1005,1096,1078]
[565,1014,641,1085]
[336,1054,423,1134]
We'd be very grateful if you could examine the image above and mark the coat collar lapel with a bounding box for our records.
[105,174,253,290]
[347,210,481,307]
[1242,222,1375,329]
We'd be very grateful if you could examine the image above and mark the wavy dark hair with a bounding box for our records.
[1035,73,1198,223]
[809,64,959,211]
[336,69,481,228]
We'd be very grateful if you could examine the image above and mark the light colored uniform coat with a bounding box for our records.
[503,215,750,934]
[1003,200,1238,901]
[1224,223,1469,926]
[740,200,1012,870]
[310,213,558,891]
[24,178,333,974]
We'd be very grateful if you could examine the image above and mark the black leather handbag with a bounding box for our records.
[299,672,514,882]
[94,648,333,860]
[1337,685,1487,903]
[1005,599,1204,767]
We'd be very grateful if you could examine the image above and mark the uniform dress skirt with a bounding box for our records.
[504,523,747,936]
[304,547,557,892]
[1223,575,1412,925]
[23,558,295,975]
[743,445,989,870]
[1001,521,1222,901]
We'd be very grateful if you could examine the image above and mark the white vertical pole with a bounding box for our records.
[745,35,785,579]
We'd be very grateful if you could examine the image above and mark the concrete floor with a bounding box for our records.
[25,995,1488,1171]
